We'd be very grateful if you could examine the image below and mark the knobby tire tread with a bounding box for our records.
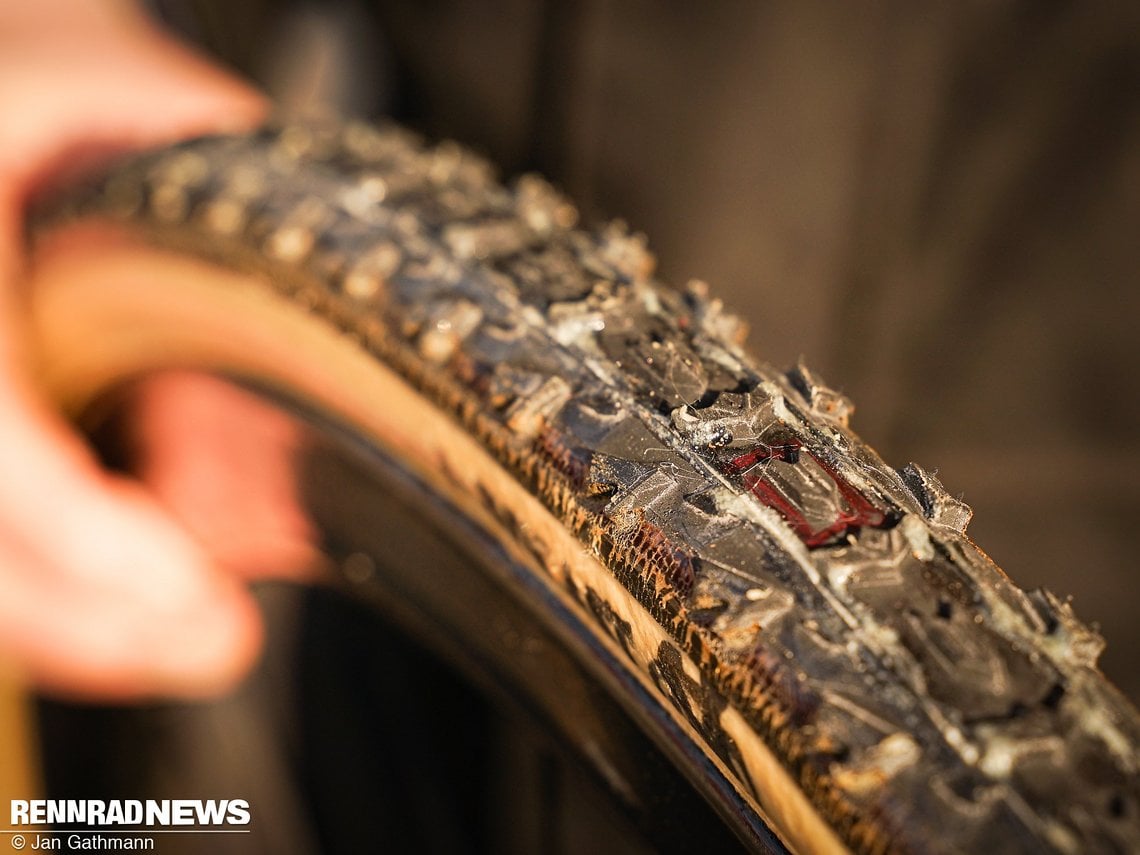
[30,119,1140,855]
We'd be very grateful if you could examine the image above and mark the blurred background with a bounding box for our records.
[158,0,1139,701]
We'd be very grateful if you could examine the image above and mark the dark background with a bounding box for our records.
[161,0,1140,701]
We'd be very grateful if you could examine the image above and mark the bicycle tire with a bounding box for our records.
[25,119,1140,854]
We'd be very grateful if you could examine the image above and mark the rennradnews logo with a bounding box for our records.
[10,800,250,827]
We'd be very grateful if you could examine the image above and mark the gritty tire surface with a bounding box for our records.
[34,119,1140,854]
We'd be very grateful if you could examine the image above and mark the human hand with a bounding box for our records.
[0,0,314,699]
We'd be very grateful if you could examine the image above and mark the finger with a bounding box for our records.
[128,372,322,581]
[0,7,267,195]
[0,496,262,701]
[0,371,264,698]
